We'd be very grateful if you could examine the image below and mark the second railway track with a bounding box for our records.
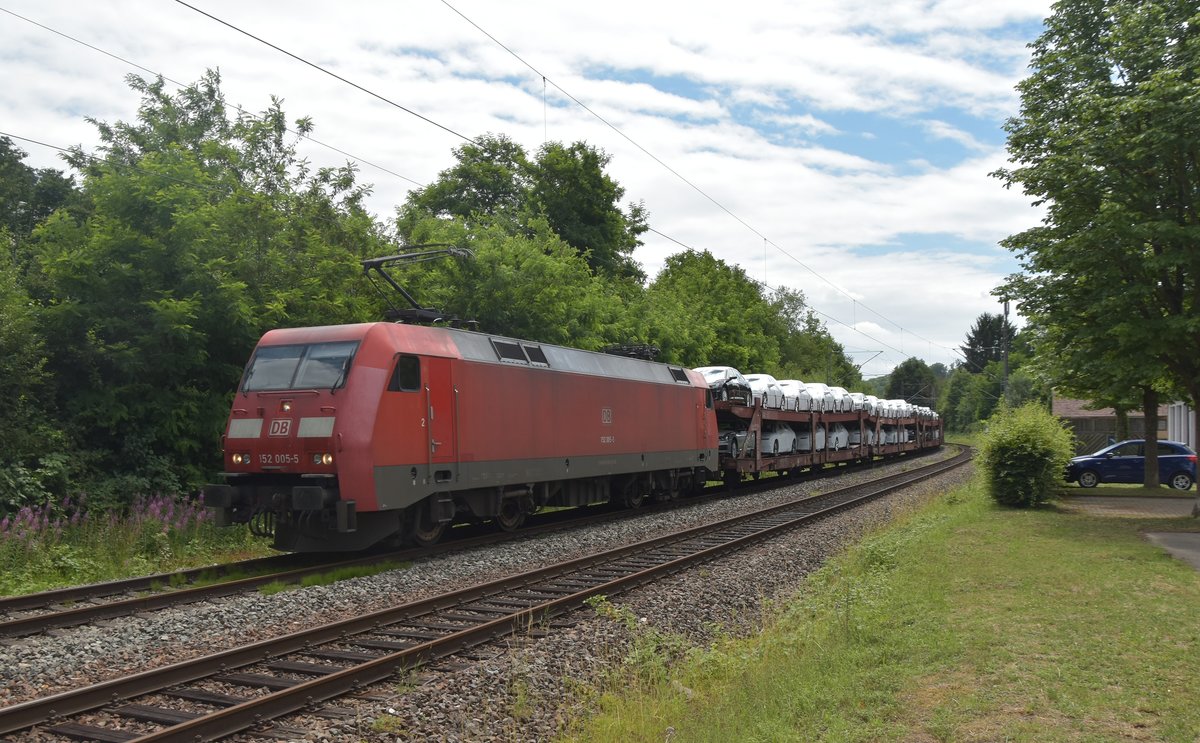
[0,446,970,741]
[0,448,922,639]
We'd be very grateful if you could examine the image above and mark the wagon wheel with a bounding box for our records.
[408,500,448,546]
[494,498,527,531]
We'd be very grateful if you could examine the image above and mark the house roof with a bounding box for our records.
[1052,397,1169,418]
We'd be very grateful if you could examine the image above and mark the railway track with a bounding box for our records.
[0,449,924,639]
[0,445,970,741]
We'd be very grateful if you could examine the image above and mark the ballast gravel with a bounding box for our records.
[0,453,970,742]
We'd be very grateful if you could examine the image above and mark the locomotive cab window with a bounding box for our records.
[388,355,421,392]
[243,341,359,391]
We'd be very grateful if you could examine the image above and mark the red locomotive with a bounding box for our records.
[204,253,941,552]
[204,322,719,551]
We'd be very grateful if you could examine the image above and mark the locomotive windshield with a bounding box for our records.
[243,341,359,391]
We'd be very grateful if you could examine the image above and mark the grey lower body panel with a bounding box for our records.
[374,448,717,510]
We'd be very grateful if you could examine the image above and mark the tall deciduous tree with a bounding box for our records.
[31,71,390,500]
[397,135,648,281]
[995,0,1200,463]
[395,133,531,237]
[528,141,647,281]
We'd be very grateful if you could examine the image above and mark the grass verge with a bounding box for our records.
[0,495,274,595]
[567,476,1200,742]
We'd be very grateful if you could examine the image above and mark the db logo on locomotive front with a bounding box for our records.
[268,419,292,437]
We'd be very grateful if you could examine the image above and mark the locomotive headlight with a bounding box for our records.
[314,453,334,466]
[281,401,292,413]
[231,453,246,464]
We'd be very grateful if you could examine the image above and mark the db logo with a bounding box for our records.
[268,419,292,437]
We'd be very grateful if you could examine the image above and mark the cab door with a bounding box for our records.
[423,356,458,484]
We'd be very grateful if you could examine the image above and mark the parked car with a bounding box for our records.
[862,394,880,416]
[694,366,752,405]
[804,383,838,412]
[744,374,786,409]
[777,379,814,411]
[761,421,797,455]
[1065,439,1196,490]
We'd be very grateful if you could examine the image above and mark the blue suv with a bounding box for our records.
[1066,439,1196,490]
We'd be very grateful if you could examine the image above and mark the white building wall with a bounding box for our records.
[1167,402,1195,449]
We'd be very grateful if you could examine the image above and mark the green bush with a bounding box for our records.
[979,403,1075,508]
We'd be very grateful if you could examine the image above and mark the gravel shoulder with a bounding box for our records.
[0,450,968,742]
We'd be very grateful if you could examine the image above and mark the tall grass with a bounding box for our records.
[568,476,1200,742]
[0,493,267,595]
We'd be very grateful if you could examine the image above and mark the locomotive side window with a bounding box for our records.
[243,341,359,391]
[388,355,421,392]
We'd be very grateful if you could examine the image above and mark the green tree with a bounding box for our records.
[638,250,780,370]
[528,141,647,281]
[395,133,531,238]
[397,214,619,347]
[995,0,1200,451]
[961,312,1015,373]
[0,136,84,249]
[398,135,648,281]
[30,71,390,501]
[0,243,67,509]
[937,366,973,431]
[886,358,937,407]
[770,286,861,388]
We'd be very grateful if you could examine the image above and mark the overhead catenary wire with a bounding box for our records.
[170,0,958,368]
[436,0,958,357]
[24,1,967,373]
[0,5,426,190]
[172,0,473,145]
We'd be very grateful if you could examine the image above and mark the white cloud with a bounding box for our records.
[0,0,1053,377]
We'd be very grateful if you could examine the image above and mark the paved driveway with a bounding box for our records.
[1061,494,1200,571]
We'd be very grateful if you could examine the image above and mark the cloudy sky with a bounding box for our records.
[0,0,1052,378]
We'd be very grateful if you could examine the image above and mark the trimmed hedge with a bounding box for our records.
[979,403,1075,507]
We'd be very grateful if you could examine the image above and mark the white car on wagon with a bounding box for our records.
[777,380,814,411]
[804,383,838,412]
[744,374,786,409]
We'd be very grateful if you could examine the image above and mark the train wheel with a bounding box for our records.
[622,488,646,509]
[409,502,447,547]
[494,499,527,531]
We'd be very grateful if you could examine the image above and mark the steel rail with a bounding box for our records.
[0,447,937,638]
[0,446,969,739]
[137,447,971,742]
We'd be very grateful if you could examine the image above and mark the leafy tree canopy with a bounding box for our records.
[398,134,647,281]
[886,358,938,408]
[995,0,1200,445]
[29,70,390,500]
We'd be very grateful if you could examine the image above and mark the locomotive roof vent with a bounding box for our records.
[491,339,551,368]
